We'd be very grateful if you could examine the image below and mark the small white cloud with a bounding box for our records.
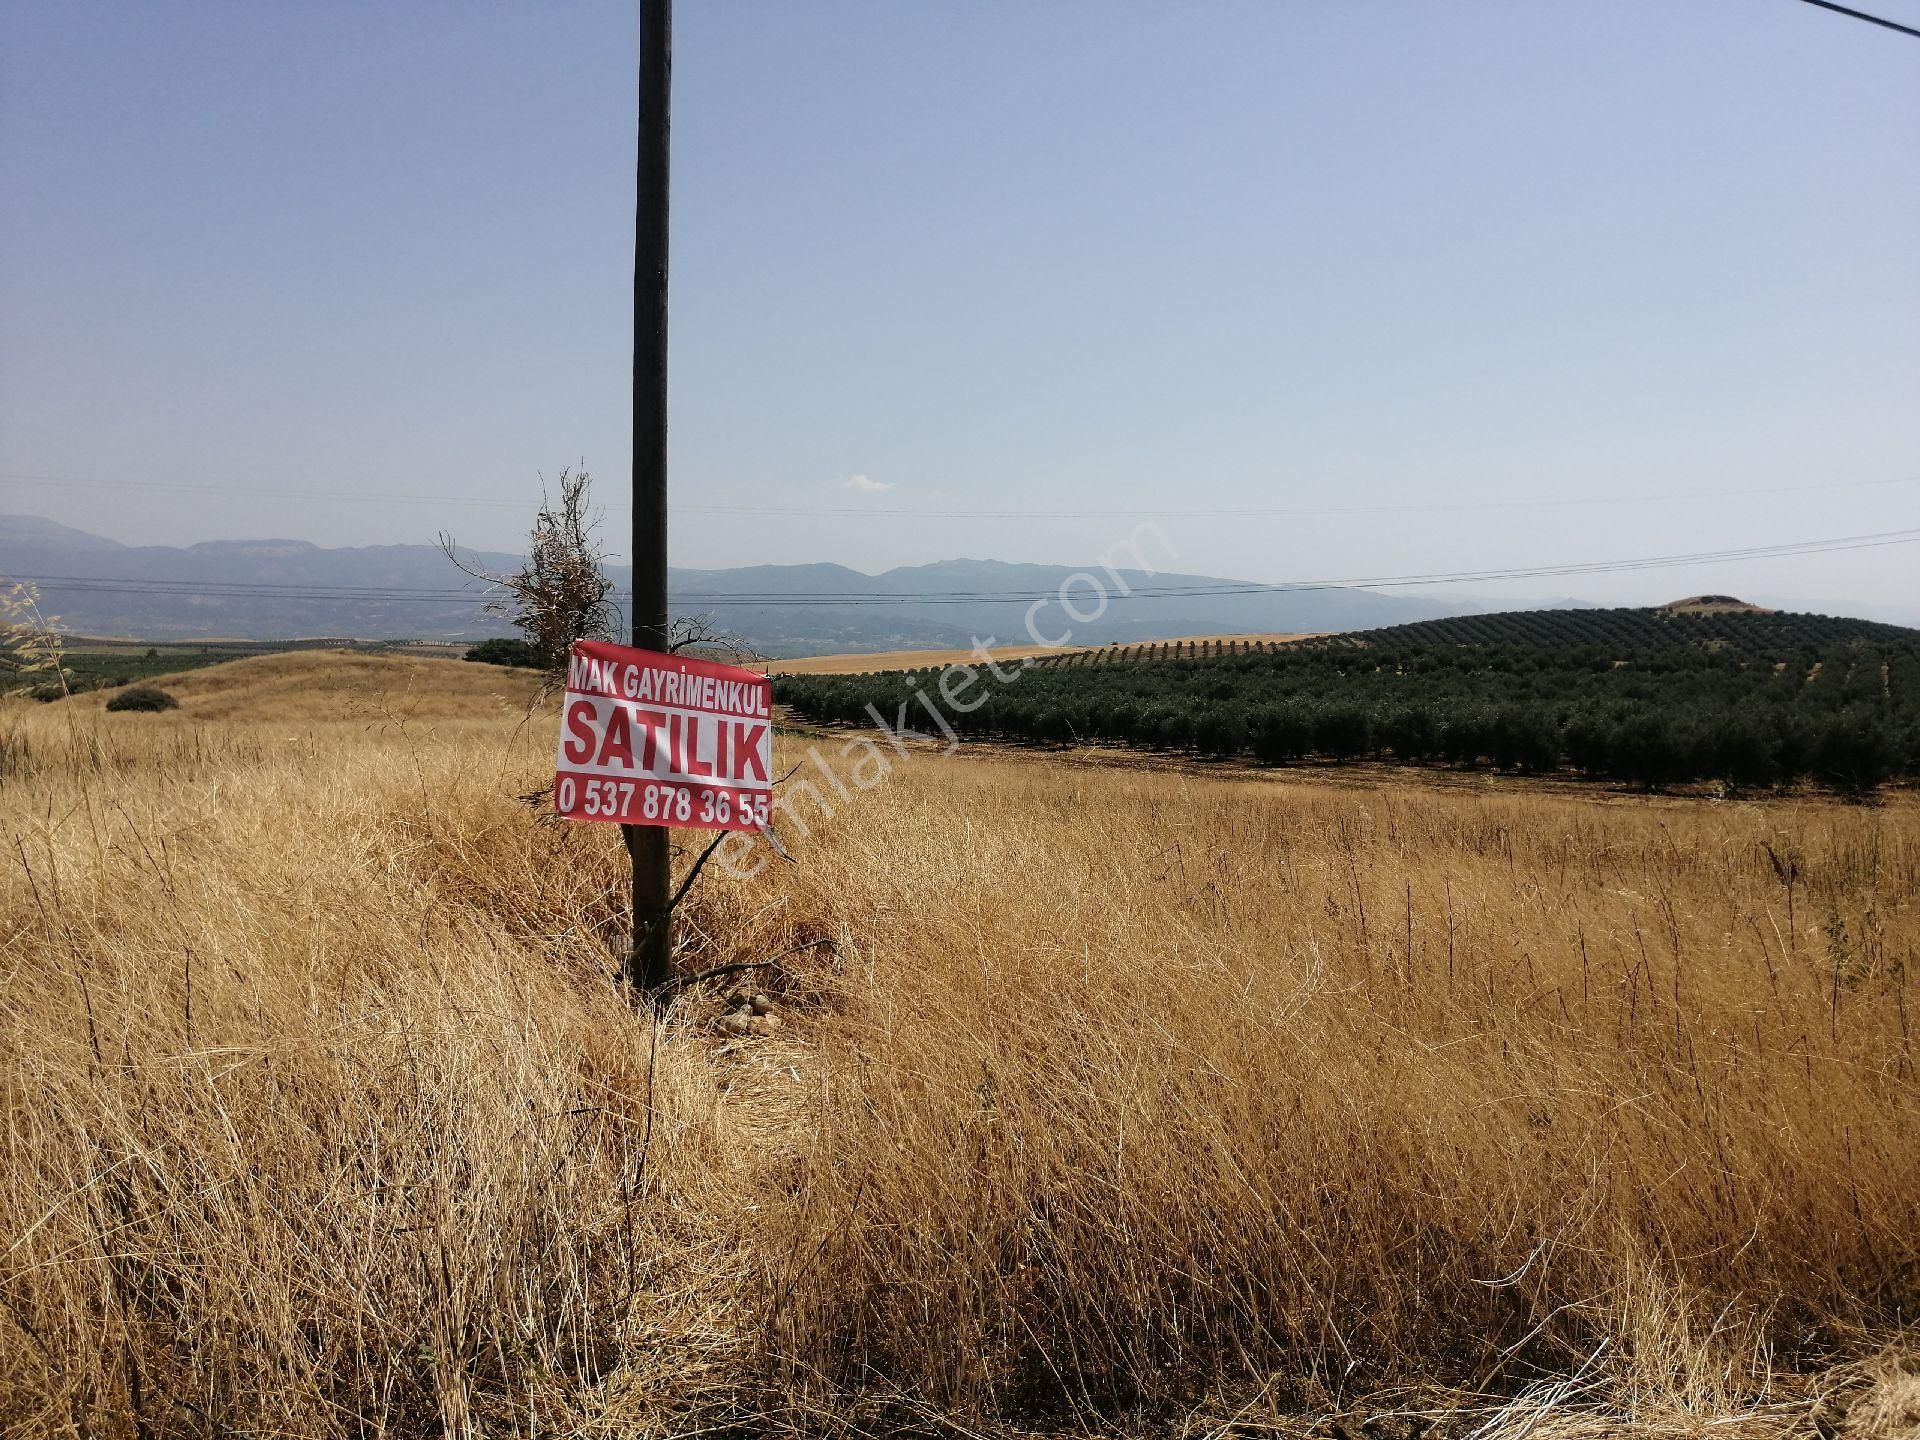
[840,473,894,494]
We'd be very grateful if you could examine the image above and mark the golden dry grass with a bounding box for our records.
[1114,629,1324,648]
[2,654,1917,1437]
[70,650,547,723]
[758,642,1098,674]
[760,634,1320,675]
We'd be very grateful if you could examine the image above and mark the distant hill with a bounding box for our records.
[667,557,1506,654]
[0,515,128,553]
[0,514,1516,653]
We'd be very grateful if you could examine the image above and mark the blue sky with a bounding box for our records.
[2,1,1916,612]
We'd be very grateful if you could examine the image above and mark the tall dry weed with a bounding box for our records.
[0,704,769,1435]
[752,764,1918,1424]
[2,668,1916,1436]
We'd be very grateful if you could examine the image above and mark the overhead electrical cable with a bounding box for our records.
[1,473,1914,520]
[1793,0,1920,38]
[11,526,1920,608]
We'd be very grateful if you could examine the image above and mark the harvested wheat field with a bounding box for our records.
[759,633,1320,676]
[2,654,1917,1438]
[757,641,1097,675]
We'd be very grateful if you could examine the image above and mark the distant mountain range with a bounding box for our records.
[0,512,1579,656]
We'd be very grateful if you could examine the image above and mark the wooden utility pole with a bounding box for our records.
[627,0,673,993]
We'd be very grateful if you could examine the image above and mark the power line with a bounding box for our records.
[1794,0,1920,39]
[12,526,1919,609]
[639,477,1920,520]
[663,530,1920,604]
[2,472,1913,521]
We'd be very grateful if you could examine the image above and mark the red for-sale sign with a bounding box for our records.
[554,638,772,831]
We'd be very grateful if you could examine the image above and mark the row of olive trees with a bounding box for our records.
[775,654,1918,793]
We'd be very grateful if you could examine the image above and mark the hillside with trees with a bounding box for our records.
[774,607,1920,793]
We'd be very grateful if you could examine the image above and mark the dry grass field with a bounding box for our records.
[3,653,1917,1438]
[761,642,1101,674]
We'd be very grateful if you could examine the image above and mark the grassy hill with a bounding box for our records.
[0,636,471,700]
[777,605,1920,791]
[70,649,547,723]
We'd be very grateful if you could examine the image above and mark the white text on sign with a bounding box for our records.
[553,639,773,832]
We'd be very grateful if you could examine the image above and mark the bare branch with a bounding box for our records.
[668,612,765,663]
[632,827,733,959]
[663,937,840,994]
[440,465,615,686]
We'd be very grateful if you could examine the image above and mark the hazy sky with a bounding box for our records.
[2,1,1916,611]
